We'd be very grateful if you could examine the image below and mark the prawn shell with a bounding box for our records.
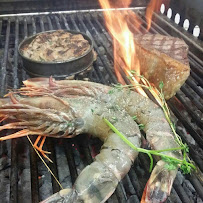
[102,134,140,162]
[73,161,118,203]
[96,148,132,181]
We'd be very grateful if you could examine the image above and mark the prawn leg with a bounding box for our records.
[0,129,41,141]
[33,136,52,162]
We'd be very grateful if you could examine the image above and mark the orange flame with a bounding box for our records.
[146,0,162,31]
[98,0,147,96]
[98,0,163,97]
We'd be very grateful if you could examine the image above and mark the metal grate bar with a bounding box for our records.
[31,17,37,35]
[23,18,28,38]
[175,93,203,129]
[46,139,60,193]
[29,143,40,203]
[63,140,78,184]
[0,20,2,36]
[13,19,19,88]
[170,188,182,203]
[185,77,203,97]
[46,16,54,32]
[185,174,203,200]
[168,101,203,148]
[92,13,112,44]
[181,85,203,113]
[10,139,18,203]
[190,70,203,87]
[189,52,203,70]
[61,14,70,30]
[122,174,137,197]
[54,16,62,30]
[85,14,113,60]
[76,135,93,165]
[128,167,145,198]
[173,179,191,203]
[188,57,203,79]
[0,20,10,96]
[46,16,53,30]
[39,17,45,31]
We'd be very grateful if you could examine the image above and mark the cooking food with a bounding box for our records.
[134,34,190,99]
[0,78,182,203]
[21,30,90,62]
[21,31,189,100]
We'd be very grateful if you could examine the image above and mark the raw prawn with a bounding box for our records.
[0,78,182,203]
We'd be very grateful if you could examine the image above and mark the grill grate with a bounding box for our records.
[0,9,203,203]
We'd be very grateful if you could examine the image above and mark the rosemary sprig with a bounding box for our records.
[128,70,194,171]
[106,70,196,174]
[103,118,196,173]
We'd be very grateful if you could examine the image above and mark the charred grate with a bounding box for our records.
[0,9,203,203]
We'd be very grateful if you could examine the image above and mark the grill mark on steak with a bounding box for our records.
[134,34,189,66]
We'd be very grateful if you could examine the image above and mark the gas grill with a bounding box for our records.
[0,1,203,203]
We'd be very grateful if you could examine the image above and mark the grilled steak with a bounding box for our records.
[22,30,90,62]
[134,34,190,99]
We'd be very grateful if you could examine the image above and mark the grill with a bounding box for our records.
[0,3,203,203]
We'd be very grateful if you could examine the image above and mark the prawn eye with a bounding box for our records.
[74,118,84,128]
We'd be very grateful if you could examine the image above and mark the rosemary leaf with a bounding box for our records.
[132,115,137,121]
[138,123,145,130]
[159,81,164,90]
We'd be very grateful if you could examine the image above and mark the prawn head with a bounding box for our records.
[0,93,84,140]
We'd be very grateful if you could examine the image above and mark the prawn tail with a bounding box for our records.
[141,160,177,203]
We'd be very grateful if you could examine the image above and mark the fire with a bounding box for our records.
[98,0,162,97]
[146,0,162,31]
